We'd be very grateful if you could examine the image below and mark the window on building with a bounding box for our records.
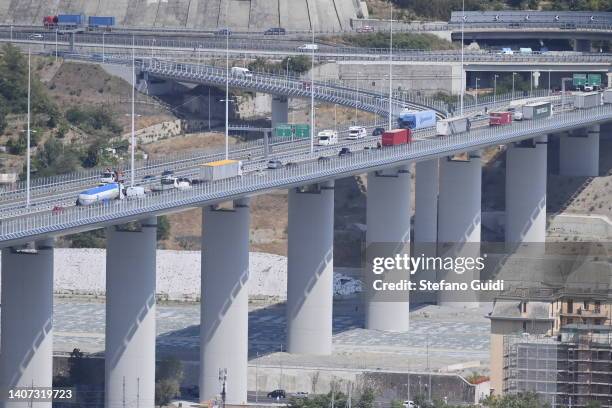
[595,301,601,313]
[567,300,573,313]
[584,301,589,310]
[522,321,527,332]
[522,302,527,313]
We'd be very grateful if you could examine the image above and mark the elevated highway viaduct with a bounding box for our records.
[1,54,611,408]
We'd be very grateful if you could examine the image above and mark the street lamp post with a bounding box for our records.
[310,26,315,154]
[512,72,517,100]
[460,0,465,115]
[218,369,227,408]
[493,74,499,105]
[26,47,31,208]
[286,57,291,87]
[355,73,359,121]
[130,36,136,188]
[475,77,480,107]
[225,16,230,160]
[388,0,393,130]
[102,32,105,63]
[55,29,58,62]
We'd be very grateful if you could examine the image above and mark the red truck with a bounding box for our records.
[489,111,513,126]
[382,129,411,146]
[43,15,58,28]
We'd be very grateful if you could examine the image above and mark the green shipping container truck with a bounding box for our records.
[274,124,311,138]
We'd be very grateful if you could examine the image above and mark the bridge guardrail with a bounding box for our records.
[1,104,610,243]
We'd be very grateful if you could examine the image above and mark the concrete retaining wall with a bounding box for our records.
[0,0,358,32]
[338,61,462,96]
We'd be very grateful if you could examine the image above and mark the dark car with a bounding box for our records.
[264,27,286,35]
[215,28,232,36]
[318,156,330,162]
[338,147,352,156]
[268,389,286,399]
[372,127,385,136]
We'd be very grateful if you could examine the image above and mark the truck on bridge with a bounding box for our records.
[397,109,437,130]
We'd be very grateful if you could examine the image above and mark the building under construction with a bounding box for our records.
[503,325,612,408]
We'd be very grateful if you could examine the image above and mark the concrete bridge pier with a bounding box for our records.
[505,137,547,250]
[0,240,54,408]
[413,159,439,305]
[287,181,334,354]
[574,39,592,52]
[437,153,482,306]
[200,199,250,404]
[365,166,411,332]
[272,96,289,129]
[559,125,599,177]
[105,218,157,408]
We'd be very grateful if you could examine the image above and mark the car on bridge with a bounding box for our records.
[348,126,367,140]
[372,127,385,136]
[317,130,338,145]
[264,27,286,36]
[267,389,286,399]
[338,147,352,157]
[267,160,283,169]
[215,28,232,36]
[357,25,375,33]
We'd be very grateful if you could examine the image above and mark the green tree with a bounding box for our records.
[482,392,549,408]
[155,357,183,406]
[157,215,171,241]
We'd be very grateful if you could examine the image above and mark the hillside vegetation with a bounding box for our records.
[366,0,612,21]
[323,32,455,50]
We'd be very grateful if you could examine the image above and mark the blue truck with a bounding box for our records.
[57,14,85,27]
[397,109,437,130]
[88,16,116,29]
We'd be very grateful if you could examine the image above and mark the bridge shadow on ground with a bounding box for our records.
[155,297,364,362]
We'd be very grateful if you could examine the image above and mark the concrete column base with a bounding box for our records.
[559,126,599,177]
[413,159,439,305]
[574,39,591,52]
[0,240,54,408]
[505,137,547,249]
[272,95,289,129]
[437,153,481,307]
[201,199,250,404]
[365,166,411,332]
[287,181,334,354]
[105,218,157,408]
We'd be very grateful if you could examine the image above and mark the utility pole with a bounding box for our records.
[460,0,465,115]
[130,35,136,188]
[26,47,31,208]
[255,352,259,403]
[219,368,228,408]
[137,377,140,408]
[310,25,315,154]
[388,0,393,130]
[225,5,230,160]
[279,343,284,389]
[122,376,126,408]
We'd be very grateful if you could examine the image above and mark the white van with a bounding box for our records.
[347,126,367,140]
[298,43,319,52]
[317,130,338,145]
[231,67,252,78]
